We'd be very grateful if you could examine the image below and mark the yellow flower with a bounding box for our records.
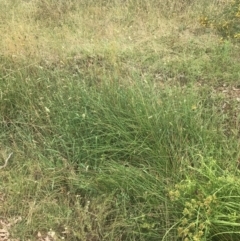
[169,190,180,201]
[191,105,197,111]
[193,235,200,241]
[181,218,188,225]
[198,231,204,237]
[199,223,205,230]
[189,222,196,229]
[185,202,192,208]
[183,228,190,236]
[191,199,197,204]
[235,11,240,18]
[183,208,190,216]
[234,33,240,39]
[177,227,184,237]
[204,195,213,206]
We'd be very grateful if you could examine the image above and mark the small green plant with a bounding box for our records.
[168,157,240,241]
[200,0,240,41]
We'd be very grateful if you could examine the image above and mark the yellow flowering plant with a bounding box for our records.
[168,157,240,241]
[200,0,240,41]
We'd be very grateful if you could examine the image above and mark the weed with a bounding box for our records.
[200,0,240,41]
[168,157,240,241]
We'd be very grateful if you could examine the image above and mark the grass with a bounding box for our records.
[1,0,240,240]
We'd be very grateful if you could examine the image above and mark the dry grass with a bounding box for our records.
[0,0,220,68]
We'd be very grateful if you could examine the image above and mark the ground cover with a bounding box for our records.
[1,0,240,240]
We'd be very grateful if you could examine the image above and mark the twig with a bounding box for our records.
[0,152,13,170]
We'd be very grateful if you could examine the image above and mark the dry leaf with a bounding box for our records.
[37,230,57,241]
[0,229,9,241]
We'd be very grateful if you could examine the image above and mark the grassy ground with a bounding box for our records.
[1,0,240,240]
